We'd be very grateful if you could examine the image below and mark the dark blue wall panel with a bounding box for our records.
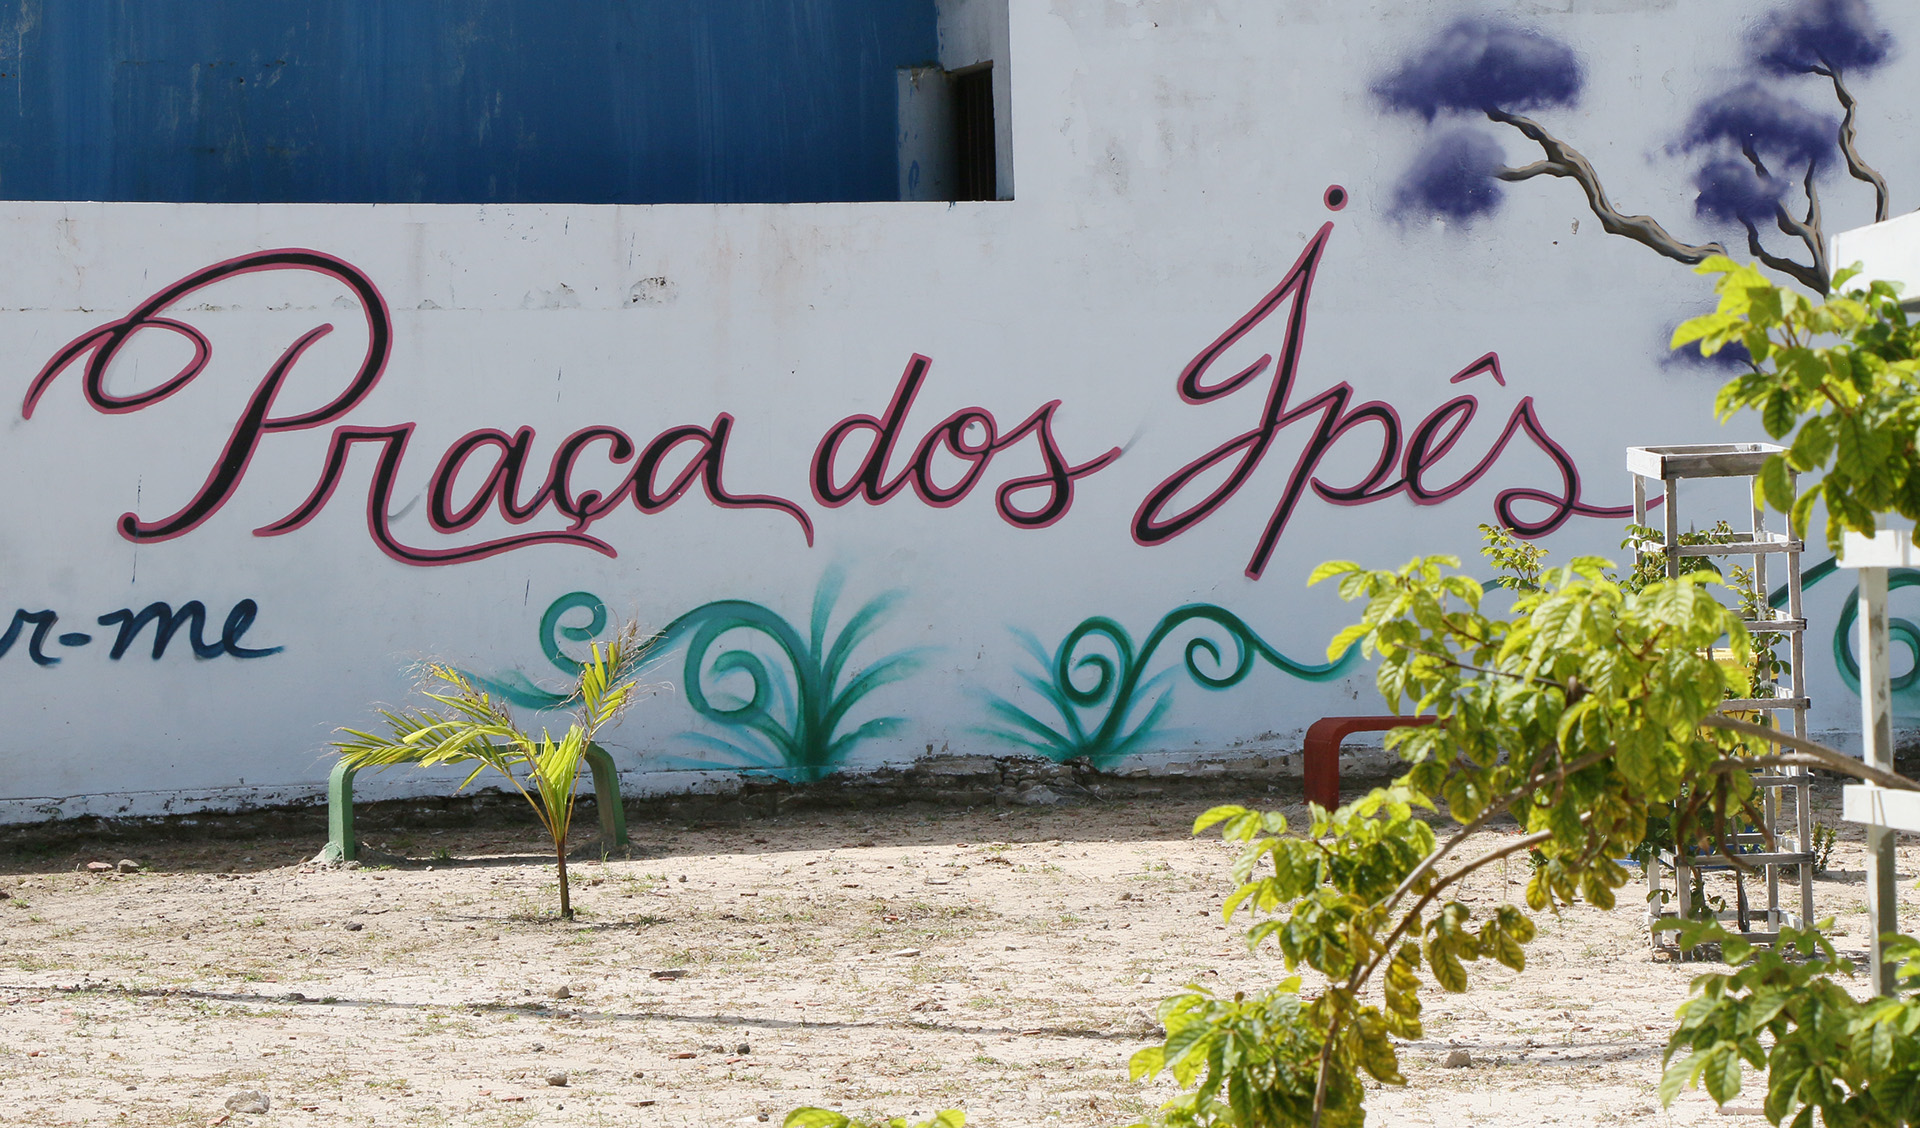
[0,1,937,203]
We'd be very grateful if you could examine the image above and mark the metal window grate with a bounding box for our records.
[952,66,997,201]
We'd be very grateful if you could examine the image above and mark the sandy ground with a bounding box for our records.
[1,780,1916,1128]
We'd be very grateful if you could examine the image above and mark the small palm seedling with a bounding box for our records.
[333,623,655,919]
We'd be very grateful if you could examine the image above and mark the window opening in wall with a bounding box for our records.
[952,65,997,202]
[895,0,1013,204]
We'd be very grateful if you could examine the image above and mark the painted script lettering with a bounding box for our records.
[0,599,281,665]
[1133,222,1632,579]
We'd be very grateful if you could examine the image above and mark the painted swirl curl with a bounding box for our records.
[983,603,1358,768]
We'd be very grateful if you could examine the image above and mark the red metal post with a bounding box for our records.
[1302,715,1437,809]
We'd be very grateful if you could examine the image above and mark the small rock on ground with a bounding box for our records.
[224,1089,271,1114]
[1443,1049,1472,1069]
[546,1072,569,1087]
[116,859,139,873]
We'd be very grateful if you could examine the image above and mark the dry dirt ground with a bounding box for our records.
[2,779,1917,1128]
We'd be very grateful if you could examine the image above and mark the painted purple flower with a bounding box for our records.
[1664,333,1754,372]
[1753,0,1892,75]
[1375,18,1582,120]
[1392,128,1506,221]
[1681,84,1834,171]
[1693,157,1788,224]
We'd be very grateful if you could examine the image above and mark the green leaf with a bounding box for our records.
[1493,929,1526,972]
[1788,416,1834,472]
[1660,1051,1699,1106]
[1309,560,1362,586]
[1759,455,1796,515]
[785,1111,852,1128]
[1161,1016,1212,1068]
[1673,311,1736,349]
[1789,482,1821,541]
[1427,941,1467,993]
[1129,1045,1167,1081]
[1327,622,1370,663]
[1194,806,1248,835]
[1762,391,1795,439]
[1704,1045,1743,1105]
[1867,1014,1897,1073]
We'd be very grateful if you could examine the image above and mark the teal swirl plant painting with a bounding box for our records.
[474,569,927,782]
[978,604,1357,769]
[662,569,928,781]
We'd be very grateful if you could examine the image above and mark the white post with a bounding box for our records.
[1861,566,1898,995]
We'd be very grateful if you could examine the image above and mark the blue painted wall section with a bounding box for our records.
[0,0,937,204]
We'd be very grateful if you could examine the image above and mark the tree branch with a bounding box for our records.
[1773,163,1831,294]
[1733,146,1829,293]
[1709,752,1861,775]
[1700,714,1920,792]
[1309,1015,1340,1128]
[1496,161,1559,183]
[1314,824,1557,1128]
[1816,65,1891,222]
[1417,828,1558,924]
[1486,109,1725,265]
[1741,218,1826,295]
[1372,747,1613,931]
[1396,645,1559,689]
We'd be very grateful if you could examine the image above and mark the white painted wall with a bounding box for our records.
[4,0,1915,820]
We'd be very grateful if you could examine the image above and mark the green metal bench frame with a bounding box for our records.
[319,742,629,863]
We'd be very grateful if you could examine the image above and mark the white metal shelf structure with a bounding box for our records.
[1834,522,1919,996]
[1628,443,1813,946]
[1823,217,1920,996]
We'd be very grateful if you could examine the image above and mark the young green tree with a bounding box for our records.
[1134,554,1819,1127]
[794,262,1920,1128]
[333,622,655,919]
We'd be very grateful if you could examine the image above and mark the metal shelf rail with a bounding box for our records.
[1628,443,1813,946]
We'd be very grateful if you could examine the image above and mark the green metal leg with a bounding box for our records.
[320,745,626,862]
[322,759,360,863]
[584,743,630,847]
